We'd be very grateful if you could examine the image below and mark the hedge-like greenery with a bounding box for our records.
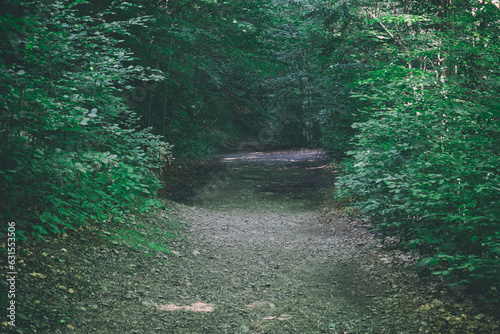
[0,1,169,237]
[333,0,500,292]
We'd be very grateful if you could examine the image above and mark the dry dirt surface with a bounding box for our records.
[9,150,500,333]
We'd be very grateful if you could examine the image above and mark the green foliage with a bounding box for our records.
[303,0,382,159]
[113,0,278,157]
[0,0,171,237]
[332,0,500,290]
[112,0,331,155]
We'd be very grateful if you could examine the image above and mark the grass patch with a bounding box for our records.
[101,208,184,256]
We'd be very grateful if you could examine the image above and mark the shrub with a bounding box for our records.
[0,0,171,237]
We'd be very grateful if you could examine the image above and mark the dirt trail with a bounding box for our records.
[169,150,385,333]
[49,150,486,334]
[142,150,427,333]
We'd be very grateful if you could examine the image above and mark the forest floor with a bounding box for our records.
[9,150,500,333]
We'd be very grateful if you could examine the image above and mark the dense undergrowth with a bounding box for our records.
[0,1,169,237]
[333,0,500,296]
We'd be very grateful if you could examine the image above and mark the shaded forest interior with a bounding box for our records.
[1,0,499,327]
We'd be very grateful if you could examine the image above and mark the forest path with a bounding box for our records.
[67,150,438,334]
[148,150,428,333]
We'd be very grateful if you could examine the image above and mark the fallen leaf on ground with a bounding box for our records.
[278,314,292,320]
[29,272,47,279]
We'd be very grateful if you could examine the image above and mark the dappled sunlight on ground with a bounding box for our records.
[219,149,324,164]
[155,302,214,312]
